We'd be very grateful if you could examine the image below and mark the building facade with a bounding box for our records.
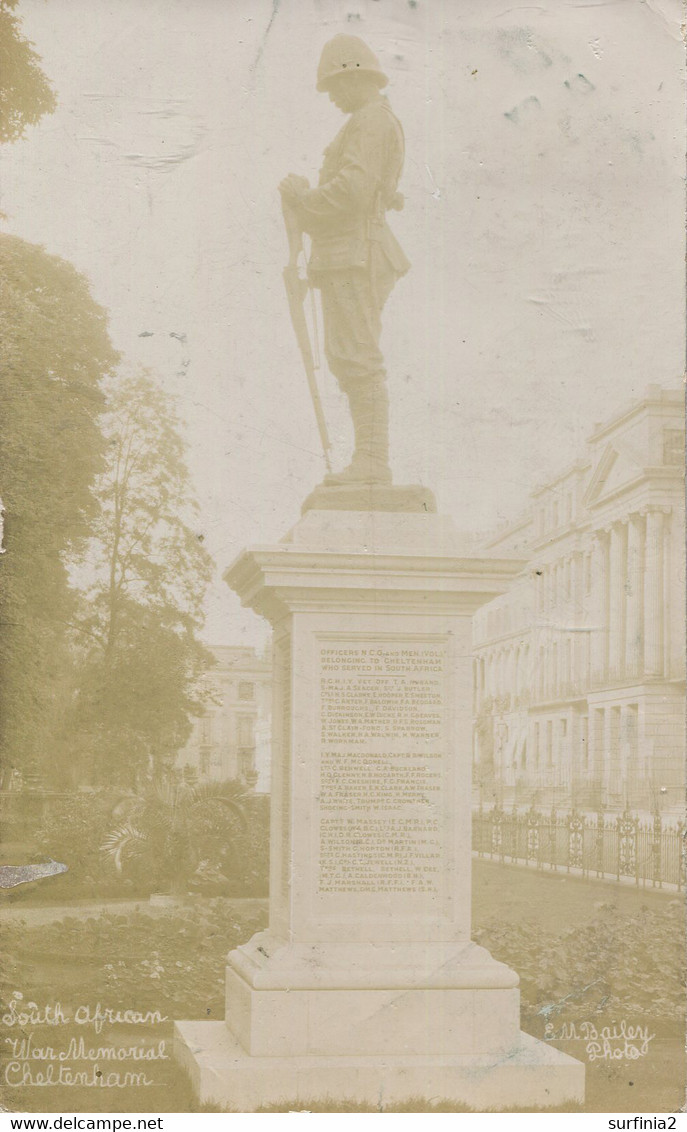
[177,646,272,791]
[473,385,685,813]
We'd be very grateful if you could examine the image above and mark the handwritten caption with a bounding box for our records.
[2,992,168,1088]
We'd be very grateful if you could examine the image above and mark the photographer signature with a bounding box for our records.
[544,1020,655,1060]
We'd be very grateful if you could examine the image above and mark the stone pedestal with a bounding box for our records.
[175,508,585,1111]
[301,482,437,514]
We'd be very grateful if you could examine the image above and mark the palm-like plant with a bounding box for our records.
[101,778,248,896]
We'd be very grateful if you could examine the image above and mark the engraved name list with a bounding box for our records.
[317,641,448,896]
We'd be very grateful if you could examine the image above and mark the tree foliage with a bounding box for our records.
[0,0,56,144]
[101,777,248,896]
[0,233,119,783]
[69,371,215,786]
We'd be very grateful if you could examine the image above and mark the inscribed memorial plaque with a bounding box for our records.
[318,640,447,897]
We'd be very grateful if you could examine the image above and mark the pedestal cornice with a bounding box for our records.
[224,511,526,624]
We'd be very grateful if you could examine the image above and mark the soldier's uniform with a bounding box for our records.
[288,37,410,484]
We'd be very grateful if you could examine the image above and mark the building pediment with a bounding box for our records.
[582,442,643,508]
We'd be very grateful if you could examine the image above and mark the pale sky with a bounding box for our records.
[2,0,684,647]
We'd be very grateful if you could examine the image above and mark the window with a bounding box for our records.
[560,718,567,739]
[237,714,254,748]
[663,429,684,466]
[546,720,553,767]
[585,552,592,595]
[238,681,255,701]
[609,706,622,797]
[592,708,605,777]
[237,748,254,780]
[625,703,639,786]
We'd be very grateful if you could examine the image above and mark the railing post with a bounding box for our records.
[651,811,662,889]
[475,800,484,857]
[526,805,539,869]
[492,805,504,862]
[549,805,557,872]
[595,809,605,878]
[567,809,584,872]
[617,809,639,884]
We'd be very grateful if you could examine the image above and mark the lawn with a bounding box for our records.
[0,862,683,1113]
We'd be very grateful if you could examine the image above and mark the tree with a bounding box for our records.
[0,0,56,144]
[69,371,215,786]
[0,233,119,786]
[0,8,113,793]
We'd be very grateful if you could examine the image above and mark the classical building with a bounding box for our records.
[473,384,685,813]
[176,646,272,791]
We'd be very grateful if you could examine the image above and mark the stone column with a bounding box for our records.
[589,708,602,793]
[607,522,626,680]
[625,513,644,679]
[548,637,555,700]
[590,531,608,683]
[534,568,543,618]
[662,509,673,678]
[643,509,665,678]
[476,656,484,711]
[175,507,584,1110]
[602,706,613,802]
[571,551,584,693]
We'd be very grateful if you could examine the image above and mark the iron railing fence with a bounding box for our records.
[473,804,686,890]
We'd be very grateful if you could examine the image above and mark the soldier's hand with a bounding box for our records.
[279,174,310,203]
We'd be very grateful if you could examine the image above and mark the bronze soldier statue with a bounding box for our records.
[279,34,410,486]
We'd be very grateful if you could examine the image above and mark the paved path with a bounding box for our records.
[0,895,267,926]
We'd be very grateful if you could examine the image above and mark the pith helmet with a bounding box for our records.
[316,34,388,92]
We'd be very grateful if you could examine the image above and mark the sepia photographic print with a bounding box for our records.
[0,0,685,1118]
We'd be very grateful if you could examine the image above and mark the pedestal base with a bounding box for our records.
[224,934,521,1058]
[302,482,436,514]
[174,1022,585,1112]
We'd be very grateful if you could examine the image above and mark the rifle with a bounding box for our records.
[281,200,332,472]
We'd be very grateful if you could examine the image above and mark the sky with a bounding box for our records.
[2,0,684,647]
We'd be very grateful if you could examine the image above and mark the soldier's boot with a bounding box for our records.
[325,378,392,486]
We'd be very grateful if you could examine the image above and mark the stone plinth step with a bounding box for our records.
[175,1021,585,1113]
